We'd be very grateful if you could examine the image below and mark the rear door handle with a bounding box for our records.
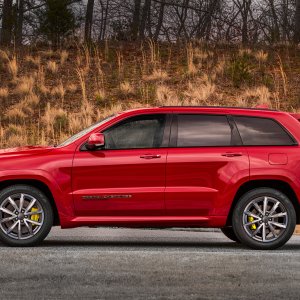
[140,154,161,159]
[221,153,243,157]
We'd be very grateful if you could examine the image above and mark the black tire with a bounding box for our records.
[221,227,240,243]
[232,188,296,250]
[0,185,53,247]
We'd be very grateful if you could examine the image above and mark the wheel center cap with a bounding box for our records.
[262,216,269,222]
[18,213,24,220]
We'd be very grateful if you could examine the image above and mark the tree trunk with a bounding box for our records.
[84,0,95,43]
[295,0,300,43]
[139,0,151,39]
[16,0,24,46]
[154,0,165,40]
[1,0,13,45]
[269,0,280,43]
[132,0,141,40]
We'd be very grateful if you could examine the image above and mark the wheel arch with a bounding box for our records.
[227,180,300,226]
[0,179,60,226]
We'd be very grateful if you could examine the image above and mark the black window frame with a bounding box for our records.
[170,113,242,148]
[81,113,172,151]
[232,115,298,147]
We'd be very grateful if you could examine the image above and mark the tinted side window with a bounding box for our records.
[233,116,294,146]
[104,114,166,149]
[177,115,232,147]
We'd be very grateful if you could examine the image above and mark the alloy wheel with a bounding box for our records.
[0,193,45,240]
[243,196,288,243]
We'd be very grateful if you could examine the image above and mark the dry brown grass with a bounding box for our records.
[46,61,58,73]
[7,56,18,80]
[60,50,69,65]
[156,85,180,106]
[0,50,9,62]
[25,55,41,67]
[43,103,68,136]
[3,124,28,147]
[0,42,298,148]
[143,69,169,82]
[15,76,35,95]
[186,44,197,75]
[51,81,65,103]
[66,83,78,93]
[255,50,268,63]
[120,81,135,96]
[0,88,9,98]
[6,106,26,121]
[184,79,216,105]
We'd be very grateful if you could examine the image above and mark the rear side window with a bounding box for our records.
[176,115,232,147]
[233,116,295,146]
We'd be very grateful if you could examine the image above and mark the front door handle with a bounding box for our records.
[140,154,161,159]
[221,153,243,157]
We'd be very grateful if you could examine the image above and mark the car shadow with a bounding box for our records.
[41,239,242,249]
[40,240,300,251]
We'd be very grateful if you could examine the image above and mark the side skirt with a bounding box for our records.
[60,216,227,229]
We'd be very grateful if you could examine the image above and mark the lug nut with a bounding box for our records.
[15,218,18,221]
[266,213,269,216]
[15,212,18,215]
[265,223,268,226]
[269,218,272,221]
[259,214,263,218]
[25,216,28,218]
[259,221,263,224]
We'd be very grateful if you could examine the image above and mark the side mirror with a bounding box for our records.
[87,133,105,150]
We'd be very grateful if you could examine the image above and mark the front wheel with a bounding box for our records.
[232,188,296,250]
[0,185,53,247]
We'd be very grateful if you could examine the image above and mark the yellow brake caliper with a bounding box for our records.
[30,207,39,226]
[248,216,257,230]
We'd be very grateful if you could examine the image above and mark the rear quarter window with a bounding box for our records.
[233,116,295,146]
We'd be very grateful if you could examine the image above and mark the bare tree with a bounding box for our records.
[132,0,141,39]
[154,0,165,40]
[139,0,151,39]
[85,0,95,43]
[295,0,300,42]
[233,0,252,45]
[1,0,13,45]
[16,0,25,45]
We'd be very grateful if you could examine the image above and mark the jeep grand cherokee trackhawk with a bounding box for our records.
[1,106,300,249]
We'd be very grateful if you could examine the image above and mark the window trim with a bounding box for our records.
[170,113,242,148]
[80,113,172,151]
[232,115,298,147]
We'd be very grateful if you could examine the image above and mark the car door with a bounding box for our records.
[72,113,170,216]
[165,113,249,217]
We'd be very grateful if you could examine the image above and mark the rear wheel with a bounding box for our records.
[0,185,53,247]
[232,188,296,250]
[221,227,240,243]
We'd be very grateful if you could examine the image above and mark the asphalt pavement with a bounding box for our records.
[0,227,299,299]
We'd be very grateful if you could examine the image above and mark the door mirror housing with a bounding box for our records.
[87,133,105,150]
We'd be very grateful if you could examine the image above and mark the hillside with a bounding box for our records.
[0,41,300,147]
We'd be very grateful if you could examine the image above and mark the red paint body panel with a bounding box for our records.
[165,147,249,216]
[0,107,299,229]
[72,148,167,216]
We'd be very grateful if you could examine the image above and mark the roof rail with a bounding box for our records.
[159,105,278,111]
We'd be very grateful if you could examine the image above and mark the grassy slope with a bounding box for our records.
[0,41,299,147]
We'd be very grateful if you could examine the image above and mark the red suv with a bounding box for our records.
[0,106,300,249]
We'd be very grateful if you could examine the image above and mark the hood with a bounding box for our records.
[0,146,54,156]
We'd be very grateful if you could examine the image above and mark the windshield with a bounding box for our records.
[58,115,116,147]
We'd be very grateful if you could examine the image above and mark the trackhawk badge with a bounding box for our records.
[82,195,132,200]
